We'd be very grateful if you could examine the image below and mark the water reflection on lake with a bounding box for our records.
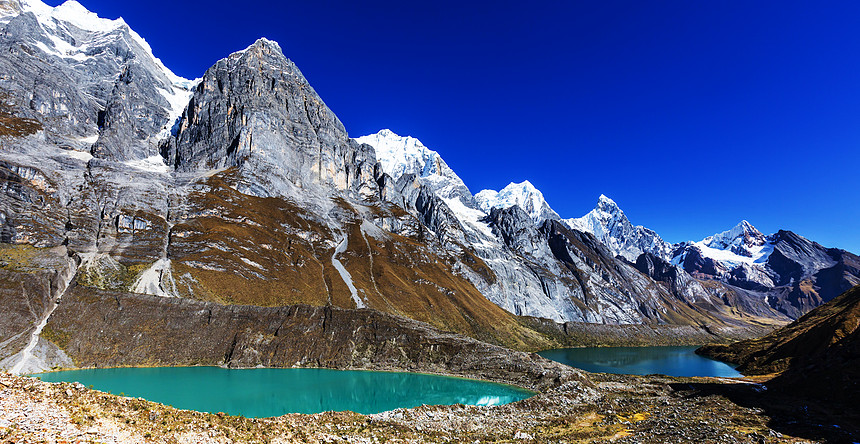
[537,346,741,377]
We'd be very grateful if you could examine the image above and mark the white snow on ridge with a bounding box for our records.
[475,180,559,224]
[24,0,124,33]
[356,129,476,206]
[17,0,196,89]
[691,240,774,267]
[355,129,440,180]
[125,155,170,174]
[441,196,495,244]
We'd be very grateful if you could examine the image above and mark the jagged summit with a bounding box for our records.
[680,220,774,268]
[702,220,768,250]
[565,195,671,262]
[475,180,560,224]
[597,193,616,207]
[234,37,284,56]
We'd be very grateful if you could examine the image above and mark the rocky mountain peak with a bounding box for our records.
[565,195,672,262]
[700,220,769,258]
[234,37,285,60]
[475,180,560,225]
[596,194,620,212]
[168,36,377,199]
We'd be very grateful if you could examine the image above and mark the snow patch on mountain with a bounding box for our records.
[124,155,170,174]
[686,241,774,267]
[674,220,775,268]
[475,181,560,224]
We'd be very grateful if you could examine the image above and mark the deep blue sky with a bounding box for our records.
[64,0,860,252]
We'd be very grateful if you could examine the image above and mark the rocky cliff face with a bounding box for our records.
[45,284,588,391]
[170,39,377,200]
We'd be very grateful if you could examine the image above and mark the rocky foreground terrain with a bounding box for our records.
[2,368,858,443]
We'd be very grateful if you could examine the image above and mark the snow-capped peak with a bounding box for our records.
[355,129,442,180]
[475,180,560,224]
[10,0,199,140]
[355,129,476,208]
[696,220,770,260]
[24,0,126,33]
[564,195,671,262]
[15,0,194,88]
[702,220,765,248]
[597,193,615,205]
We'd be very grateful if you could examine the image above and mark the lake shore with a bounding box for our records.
[3,369,855,443]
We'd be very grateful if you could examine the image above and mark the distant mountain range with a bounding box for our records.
[360,129,859,322]
[1,0,857,373]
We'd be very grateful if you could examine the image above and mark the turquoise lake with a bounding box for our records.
[538,346,742,377]
[33,367,534,417]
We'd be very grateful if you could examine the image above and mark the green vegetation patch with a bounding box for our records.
[77,257,152,292]
[40,324,72,349]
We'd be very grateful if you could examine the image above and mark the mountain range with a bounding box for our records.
[0,0,857,374]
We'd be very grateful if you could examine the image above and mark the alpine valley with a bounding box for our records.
[1,1,859,443]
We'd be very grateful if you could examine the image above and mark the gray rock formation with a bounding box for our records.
[171,39,378,201]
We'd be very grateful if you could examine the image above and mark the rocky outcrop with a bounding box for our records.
[0,245,75,372]
[91,62,172,162]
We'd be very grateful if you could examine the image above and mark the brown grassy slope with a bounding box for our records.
[697,285,860,405]
[340,221,552,350]
[166,172,554,351]
[168,173,338,307]
[698,284,860,375]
